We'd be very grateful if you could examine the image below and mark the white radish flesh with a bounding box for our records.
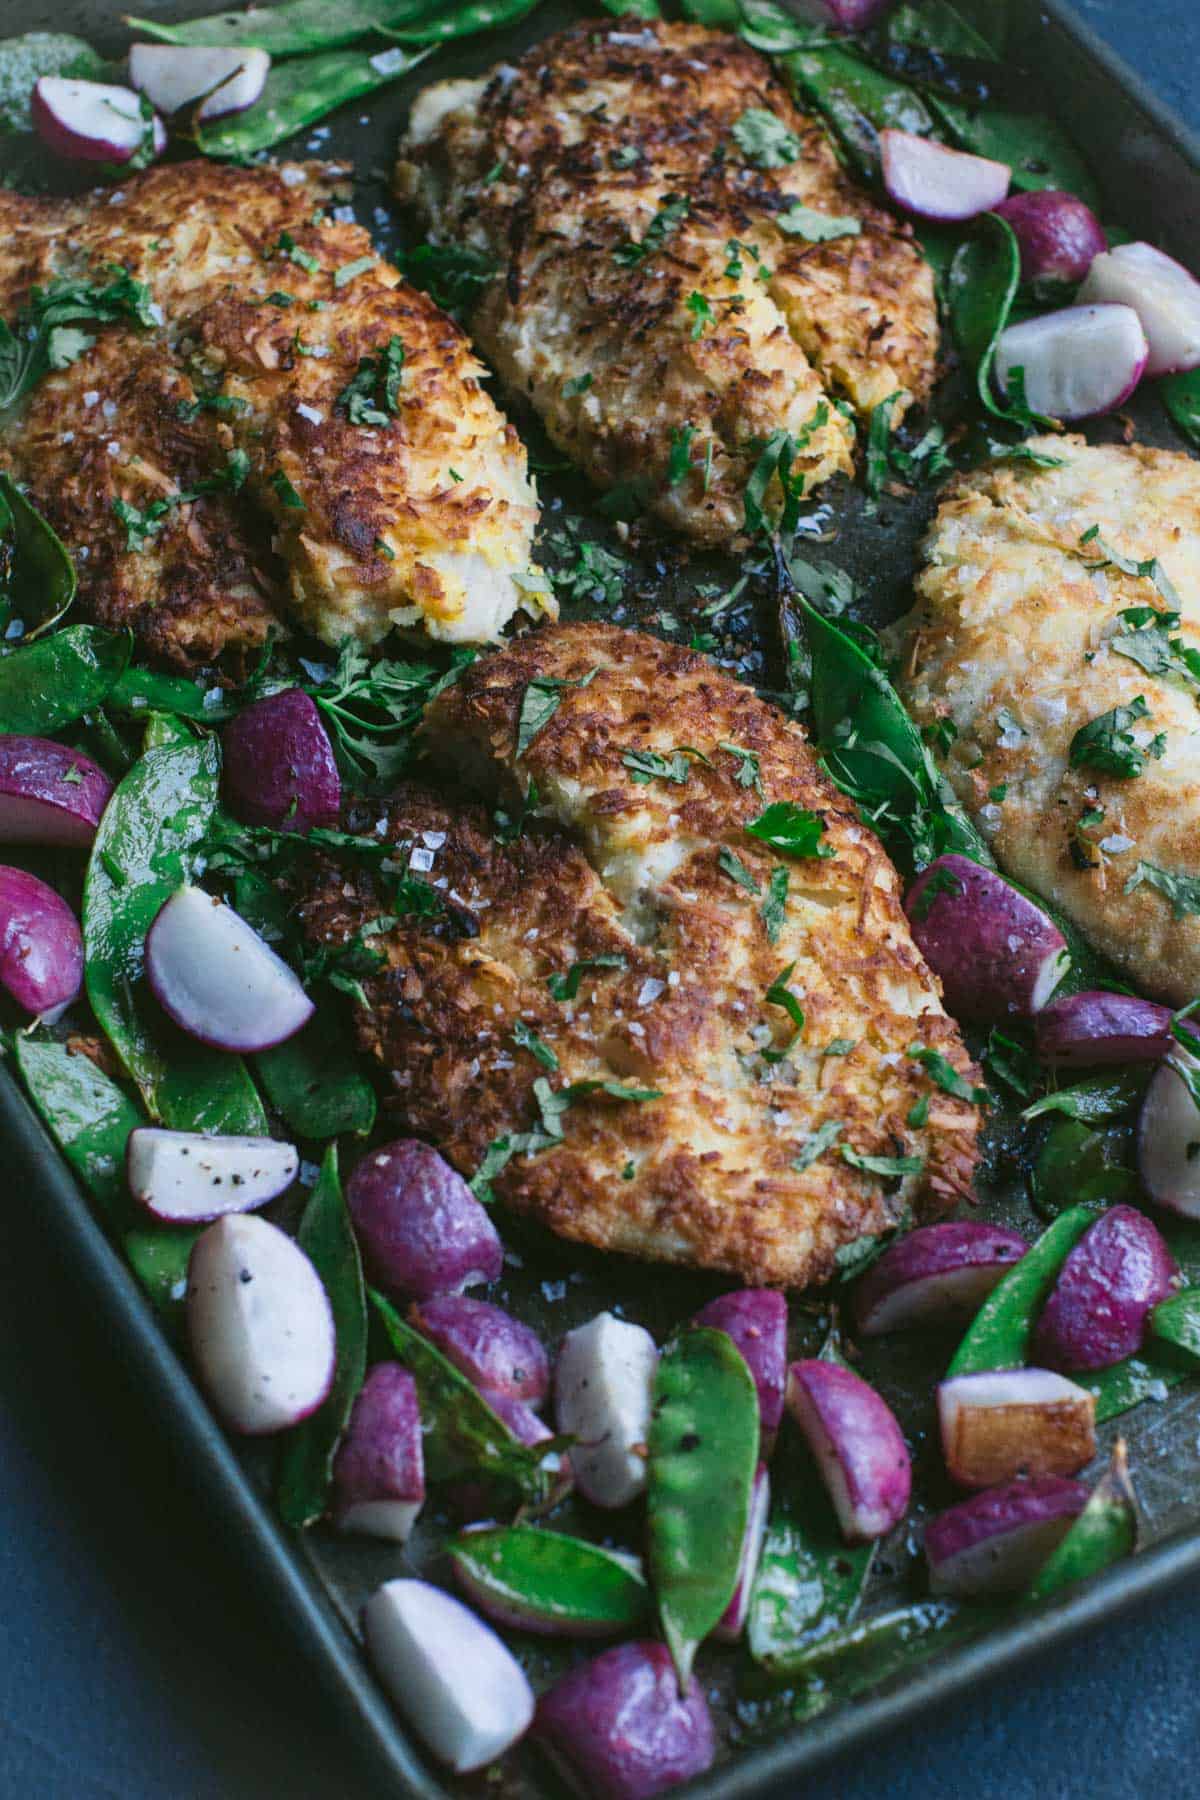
[1138,1059,1200,1219]
[363,1579,534,1773]
[925,1476,1089,1597]
[128,43,270,121]
[994,304,1148,421]
[1079,241,1200,376]
[554,1312,658,1509]
[854,1222,1028,1337]
[713,1464,770,1642]
[127,1128,298,1223]
[880,128,1010,222]
[937,1367,1097,1489]
[32,76,158,163]
[786,1359,911,1542]
[145,883,314,1052]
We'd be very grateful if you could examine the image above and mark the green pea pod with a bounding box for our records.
[0,624,129,735]
[370,1290,554,1509]
[0,474,76,640]
[1029,1119,1138,1220]
[757,1598,981,1699]
[448,1526,650,1635]
[109,664,236,724]
[197,44,431,158]
[277,1145,368,1527]
[255,1017,377,1140]
[83,738,267,1134]
[747,1489,875,1673]
[378,0,549,45]
[1078,1357,1184,1425]
[947,212,1026,419]
[1149,1287,1200,1362]
[124,1224,200,1322]
[1162,368,1200,452]
[141,711,194,753]
[129,0,449,55]
[13,1034,140,1227]
[647,1326,760,1687]
[783,45,936,178]
[1022,1069,1148,1125]
[1027,1441,1138,1600]
[947,1205,1094,1375]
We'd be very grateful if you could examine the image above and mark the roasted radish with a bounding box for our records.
[1033,1205,1178,1371]
[0,737,112,847]
[127,1127,298,1223]
[786,1359,911,1542]
[881,129,1009,222]
[534,1640,715,1800]
[410,1296,549,1406]
[905,854,1069,1022]
[994,304,1148,420]
[329,1363,425,1542]
[713,1463,770,1642]
[220,689,340,835]
[1079,241,1200,375]
[32,76,161,164]
[0,865,83,1021]
[692,1289,787,1452]
[925,1476,1089,1596]
[129,43,270,122]
[994,189,1107,286]
[345,1140,503,1300]
[1139,1060,1200,1219]
[854,1222,1027,1336]
[146,884,314,1052]
[938,1367,1097,1488]
[555,1312,658,1510]
[1035,990,1173,1068]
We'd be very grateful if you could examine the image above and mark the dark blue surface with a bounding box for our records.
[4,6,1200,1797]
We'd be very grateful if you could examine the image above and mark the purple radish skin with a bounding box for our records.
[789,0,893,24]
[994,303,1148,420]
[126,1127,299,1223]
[880,128,1010,222]
[786,1359,911,1543]
[1033,1204,1179,1371]
[1035,990,1173,1068]
[146,884,314,1051]
[1079,241,1200,375]
[221,689,340,835]
[128,43,270,121]
[692,1289,787,1452]
[905,854,1069,1023]
[534,1640,716,1800]
[0,737,112,847]
[410,1296,549,1405]
[854,1222,1027,1337]
[994,190,1106,285]
[925,1476,1090,1596]
[0,865,83,1020]
[938,1368,1097,1489]
[555,1312,658,1510]
[330,1364,425,1542]
[32,76,159,163]
[1139,1060,1200,1219]
[713,1464,770,1642]
[346,1139,503,1301]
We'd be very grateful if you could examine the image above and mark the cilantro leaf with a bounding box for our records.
[719,741,763,794]
[667,423,696,486]
[685,292,714,339]
[622,747,703,785]
[762,962,804,1063]
[1,267,159,413]
[1069,695,1164,779]
[335,335,405,427]
[1124,860,1200,918]
[792,1120,842,1172]
[731,107,802,168]
[907,1042,988,1105]
[719,846,761,893]
[516,667,599,757]
[613,194,689,267]
[777,204,861,242]
[745,801,835,859]
[546,954,627,1002]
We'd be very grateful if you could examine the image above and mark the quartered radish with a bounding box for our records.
[145,883,314,1052]
[555,1312,658,1509]
[329,1363,425,1542]
[925,1476,1089,1597]
[880,128,1010,222]
[786,1359,911,1543]
[905,854,1069,1023]
[220,688,340,835]
[1139,1060,1200,1218]
[1033,1205,1178,1371]
[0,864,83,1022]
[994,190,1106,285]
[854,1222,1028,1336]
[1079,241,1200,375]
[32,76,161,163]
[534,1641,715,1800]
[693,1288,787,1454]
[937,1367,1097,1489]
[0,737,112,848]
[345,1139,503,1300]
[449,1526,648,1638]
[186,1214,335,1435]
[1035,990,1173,1068]
[993,304,1148,421]
[129,43,270,121]
[363,1579,534,1773]
[126,1127,298,1223]
[411,1295,549,1406]
[713,1463,770,1642]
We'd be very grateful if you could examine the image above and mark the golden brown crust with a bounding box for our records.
[299,623,979,1289]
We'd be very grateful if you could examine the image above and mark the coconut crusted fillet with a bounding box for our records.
[394,16,938,546]
[0,160,550,668]
[298,622,979,1289]
[899,435,1200,1004]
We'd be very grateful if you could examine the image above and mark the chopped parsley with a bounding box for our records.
[985,439,1064,469]
[667,423,696,486]
[1078,524,1180,609]
[271,231,321,274]
[743,406,829,535]
[719,846,761,894]
[1124,860,1200,918]
[686,292,714,339]
[1069,695,1164,779]
[563,372,593,398]
[613,194,689,267]
[269,470,305,511]
[745,801,835,859]
[824,1038,856,1056]
[907,1093,930,1128]
[111,451,250,551]
[907,1042,989,1105]
[546,954,627,1002]
[511,1019,558,1070]
[335,335,405,427]
[762,962,804,1062]
[515,667,599,756]
[865,391,906,500]
[732,107,802,167]
[621,747,703,785]
[762,866,789,943]
[611,146,641,169]
[840,1145,923,1178]
[724,239,771,283]
[176,391,250,423]
[910,870,961,923]
[0,267,160,413]
[403,242,498,316]
[719,742,763,794]
[1110,606,1200,693]
[792,1120,842,1171]
[777,203,861,242]
[334,255,377,289]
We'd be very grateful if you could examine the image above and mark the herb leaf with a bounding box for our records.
[512,1019,558,1070]
[335,334,405,426]
[1069,696,1164,779]
[516,667,599,756]
[732,106,802,167]
[719,846,761,893]
[777,203,861,242]
[613,194,690,266]
[546,954,628,1002]
[1124,860,1200,919]
[762,866,789,943]
[907,1042,988,1104]
[840,1145,924,1177]
[0,267,160,414]
[792,1119,842,1171]
[746,801,835,859]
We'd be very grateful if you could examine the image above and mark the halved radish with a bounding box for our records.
[126,1127,299,1223]
[994,190,1107,286]
[0,737,112,848]
[186,1214,334,1435]
[534,1641,715,1798]
[925,1476,1089,1597]
[854,1222,1028,1337]
[221,689,340,836]
[1034,990,1173,1068]
[32,76,160,164]
[410,1296,549,1406]
[0,865,83,1022]
[1079,241,1200,376]
[937,1367,1097,1489]
[880,129,1010,222]
[1033,1205,1178,1372]
[1138,1059,1200,1219]
[345,1140,503,1302]
[555,1312,659,1510]
[786,1359,911,1542]
[129,43,270,122]
[713,1463,770,1642]
[330,1364,425,1542]
[993,304,1148,421]
[145,884,314,1053]
[905,854,1069,1023]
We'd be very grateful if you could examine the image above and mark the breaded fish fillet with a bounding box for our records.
[901,436,1200,1003]
[298,623,979,1288]
[395,17,937,545]
[0,161,549,667]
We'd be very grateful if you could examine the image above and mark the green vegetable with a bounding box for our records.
[777,204,861,243]
[447,1527,649,1635]
[197,44,431,158]
[731,106,801,167]
[1027,1441,1138,1599]
[0,32,106,131]
[748,1440,875,1672]
[758,1598,973,1696]
[1149,1287,1200,1362]
[647,1327,760,1686]
[13,1035,140,1227]
[335,334,405,425]
[745,800,834,860]
[128,0,428,52]
[108,664,236,723]
[0,474,76,640]
[124,1225,200,1321]
[948,212,1049,427]
[1022,1069,1148,1124]
[304,640,474,785]
[0,624,129,735]
[254,1016,377,1140]
[1078,1357,1183,1425]
[1162,367,1200,451]
[546,954,627,1003]
[1070,696,1163,780]
[783,45,935,178]
[0,269,159,415]
[1029,1119,1137,1218]
[947,1207,1094,1375]
[516,667,598,757]
[1124,860,1200,920]
[613,194,690,267]
[278,1146,368,1527]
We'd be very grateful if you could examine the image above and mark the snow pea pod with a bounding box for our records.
[747,1484,875,1673]
[1023,1070,1148,1125]
[83,737,267,1134]
[1027,1441,1138,1600]
[278,1145,368,1527]
[124,1225,199,1323]
[1029,1119,1138,1220]
[0,624,129,735]
[447,1526,650,1636]
[255,1018,376,1140]
[782,45,936,178]
[0,474,76,641]
[647,1326,760,1687]
[1078,1357,1183,1425]
[947,1206,1093,1375]
[108,664,237,724]
[13,1034,139,1228]
[0,32,107,131]
[130,0,449,55]
[1149,1288,1200,1363]
[757,1599,980,1702]
[197,43,431,158]
[947,211,1026,419]
[376,0,545,45]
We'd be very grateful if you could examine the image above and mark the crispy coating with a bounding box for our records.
[901,436,1200,1003]
[395,17,937,544]
[0,161,549,667]
[298,623,979,1288]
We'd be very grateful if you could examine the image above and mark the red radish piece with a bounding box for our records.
[126,1127,298,1223]
[0,737,112,847]
[32,76,160,164]
[881,130,1009,223]
[330,1363,425,1542]
[1139,1060,1200,1219]
[555,1312,658,1510]
[994,190,1106,286]
[1079,241,1200,375]
[534,1640,715,1800]
[220,689,340,835]
[1033,1205,1178,1372]
[993,304,1148,421]
[364,1579,534,1773]
[0,865,82,1021]
[786,1359,911,1543]
[713,1463,770,1642]
[186,1214,334,1435]
[937,1367,1097,1489]
[854,1222,1027,1337]
[345,1139,502,1301]
[1035,990,1173,1068]
[410,1296,549,1405]
[145,883,314,1052]
[788,0,893,24]
[692,1289,787,1452]
[905,854,1069,1023]
[128,43,270,121]
[925,1475,1089,1597]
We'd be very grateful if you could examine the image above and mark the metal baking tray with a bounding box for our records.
[3,0,1200,1793]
